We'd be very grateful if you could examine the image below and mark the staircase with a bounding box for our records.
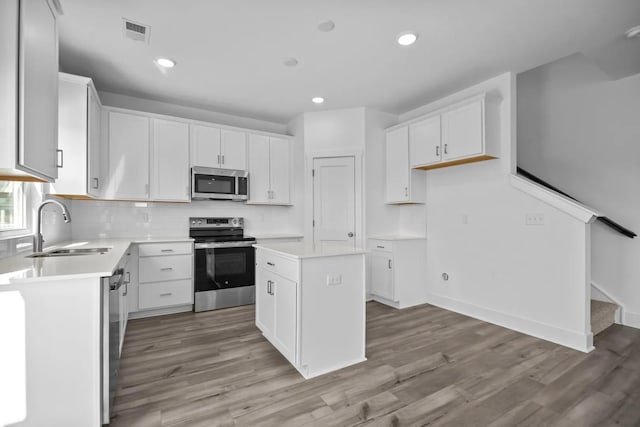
[591,300,618,335]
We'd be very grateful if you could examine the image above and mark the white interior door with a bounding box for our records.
[313,156,356,248]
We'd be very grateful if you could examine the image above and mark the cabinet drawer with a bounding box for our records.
[368,239,393,253]
[138,242,193,257]
[139,254,192,283]
[256,251,298,281]
[138,279,193,310]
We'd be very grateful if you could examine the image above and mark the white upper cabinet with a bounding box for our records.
[220,129,247,170]
[408,95,499,170]
[190,125,246,170]
[190,124,220,168]
[409,115,441,168]
[151,119,190,202]
[105,111,150,200]
[268,137,291,205]
[385,126,425,204]
[441,99,483,161]
[0,0,59,182]
[51,73,102,198]
[247,133,292,205]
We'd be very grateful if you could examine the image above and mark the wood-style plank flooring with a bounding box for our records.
[111,302,640,426]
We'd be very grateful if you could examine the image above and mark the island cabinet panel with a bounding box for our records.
[255,245,366,379]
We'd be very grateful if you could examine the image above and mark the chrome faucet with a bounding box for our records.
[34,199,71,253]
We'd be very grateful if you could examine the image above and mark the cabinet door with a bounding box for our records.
[247,133,271,203]
[269,137,291,204]
[442,100,483,161]
[220,129,247,170]
[190,124,221,168]
[151,119,190,202]
[273,273,297,364]
[55,77,87,195]
[410,116,441,167]
[370,251,395,301]
[107,112,150,200]
[87,86,102,197]
[385,126,410,203]
[19,0,58,181]
[255,267,275,336]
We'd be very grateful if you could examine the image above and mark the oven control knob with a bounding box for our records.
[191,220,196,225]
[197,220,203,225]
[231,218,240,226]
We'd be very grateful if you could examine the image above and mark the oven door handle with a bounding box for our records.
[194,241,256,249]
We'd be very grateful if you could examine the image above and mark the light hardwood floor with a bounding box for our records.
[111,302,640,426]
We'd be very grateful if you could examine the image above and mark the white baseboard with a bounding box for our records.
[128,304,192,319]
[425,292,594,353]
[623,310,640,329]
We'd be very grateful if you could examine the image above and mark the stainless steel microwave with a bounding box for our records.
[191,167,249,201]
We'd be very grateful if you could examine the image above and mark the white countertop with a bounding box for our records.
[254,242,367,259]
[368,234,427,241]
[0,237,193,285]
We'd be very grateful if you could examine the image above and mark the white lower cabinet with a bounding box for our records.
[256,266,297,364]
[135,241,194,314]
[368,237,427,308]
[255,246,366,379]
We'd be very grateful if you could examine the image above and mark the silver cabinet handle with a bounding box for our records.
[92,177,99,189]
[160,292,172,297]
[160,267,173,271]
[388,259,392,269]
[267,280,272,295]
[56,149,63,168]
[405,187,408,197]
[217,154,221,165]
[160,249,174,253]
[267,262,275,267]
[444,144,448,155]
[376,245,385,249]
[222,155,225,164]
[348,232,354,237]
[436,146,440,157]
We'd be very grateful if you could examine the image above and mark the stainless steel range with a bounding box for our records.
[190,217,256,312]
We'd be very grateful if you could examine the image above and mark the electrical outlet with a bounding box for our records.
[525,213,545,225]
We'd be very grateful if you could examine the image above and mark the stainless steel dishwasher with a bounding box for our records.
[102,268,124,424]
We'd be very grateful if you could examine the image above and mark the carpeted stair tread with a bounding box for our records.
[591,299,617,335]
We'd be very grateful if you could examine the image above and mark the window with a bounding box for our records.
[0,181,26,232]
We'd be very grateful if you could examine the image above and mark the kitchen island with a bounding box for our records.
[254,242,367,379]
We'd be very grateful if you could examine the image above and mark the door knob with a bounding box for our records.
[348,232,354,237]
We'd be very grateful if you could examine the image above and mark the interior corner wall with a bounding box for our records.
[517,53,640,328]
[405,73,592,351]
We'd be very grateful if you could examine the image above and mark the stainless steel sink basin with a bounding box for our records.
[26,247,111,258]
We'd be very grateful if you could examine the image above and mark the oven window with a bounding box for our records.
[194,246,255,291]
[194,174,235,195]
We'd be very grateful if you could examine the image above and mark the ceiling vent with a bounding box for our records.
[123,19,150,43]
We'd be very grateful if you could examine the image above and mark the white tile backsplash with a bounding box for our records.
[70,199,303,240]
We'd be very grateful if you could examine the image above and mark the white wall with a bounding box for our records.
[98,91,288,135]
[402,73,593,351]
[518,53,640,327]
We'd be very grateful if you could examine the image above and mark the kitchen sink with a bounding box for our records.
[26,247,112,258]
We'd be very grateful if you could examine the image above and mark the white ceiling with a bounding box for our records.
[58,0,640,124]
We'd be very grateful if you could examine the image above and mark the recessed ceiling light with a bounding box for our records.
[311,97,324,104]
[155,57,176,68]
[626,25,640,39]
[317,19,335,32]
[282,57,299,67]
[397,32,418,46]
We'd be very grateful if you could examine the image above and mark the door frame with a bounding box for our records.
[305,149,363,248]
